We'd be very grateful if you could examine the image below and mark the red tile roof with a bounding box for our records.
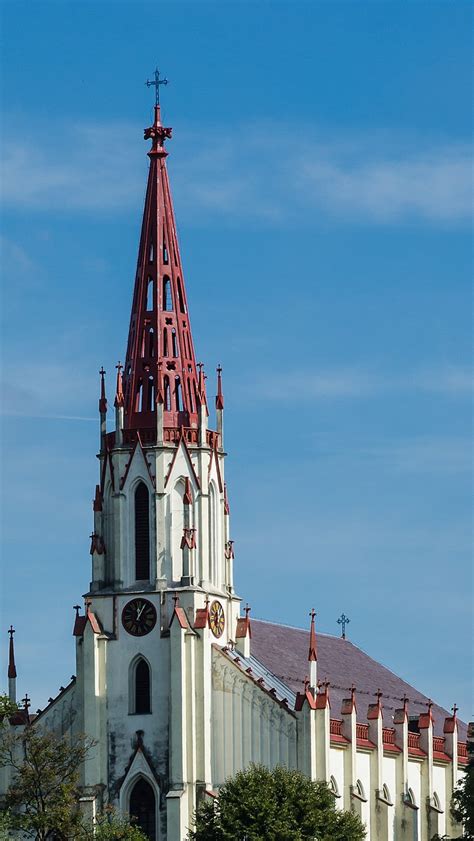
[251,618,467,739]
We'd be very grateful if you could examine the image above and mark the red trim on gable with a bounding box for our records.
[119,434,156,491]
[194,607,209,630]
[164,430,201,490]
[170,605,189,630]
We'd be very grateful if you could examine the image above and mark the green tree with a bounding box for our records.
[450,737,474,841]
[188,764,366,841]
[92,809,149,841]
[0,692,18,719]
[0,725,93,840]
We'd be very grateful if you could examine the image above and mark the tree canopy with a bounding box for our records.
[0,724,149,840]
[188,764,366,841]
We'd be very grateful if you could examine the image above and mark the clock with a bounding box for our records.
[209,600,225,638]
[122,598,157,637]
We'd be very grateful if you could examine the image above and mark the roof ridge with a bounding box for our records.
[252,616,340,639]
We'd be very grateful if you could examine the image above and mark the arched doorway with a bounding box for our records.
[130,777,156,840]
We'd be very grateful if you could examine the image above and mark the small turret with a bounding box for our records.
[308,609,318,691]
[98,367,107,451]
[8,625,17,704]
[215,365,224,447]
[114,362,124,446]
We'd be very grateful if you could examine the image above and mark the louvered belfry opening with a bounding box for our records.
[135,658,151,714]
[122,105,200,435]
[135,482,150,581]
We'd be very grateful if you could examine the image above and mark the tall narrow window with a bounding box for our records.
[175,377,182,412]
[149,243,154,263]
[177,277,186,313]
[135,482,150,580]
[146,277,154,311]
[163,328,168,357]
[130,778,156,841]
[147,377,155,412]
[135,381,143,413]
[135,658,151,714]
[171,329,178,358]
[148,328,155,358]
[163,240,169,264]
[164,376,171,411]
[163,276,173,311]
[187,379,194,412]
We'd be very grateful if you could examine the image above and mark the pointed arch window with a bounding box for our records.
[163,328,169,357]
[163,238,169,265]
[329,775,340,798]
[135,482,150,581]
[148,328,155,358]
[132,657,151,714]
[163,276,173,311]
[171,328,178,358]
[147,377,155,412]
[177,276,186,313]
[135,380,144,413]
[149,243,154,263]
[175,377,182,412]
[187,379,194,412]
[130,778,156,840]
[164,376,171,411]
[146,277,154,311]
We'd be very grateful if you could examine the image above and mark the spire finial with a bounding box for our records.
[99,367,107,414]
[146,68,169,107]
[337,612,350,639]
[216,365,224,411]
[308,608,317,662]
[114,361,124,408]
[451,703,458,717]
[8,626,17,679]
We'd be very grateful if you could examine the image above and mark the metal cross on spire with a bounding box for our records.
[337,613,350,639]
[145,68,169,106]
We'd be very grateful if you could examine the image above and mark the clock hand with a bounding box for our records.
[136,604,145,621]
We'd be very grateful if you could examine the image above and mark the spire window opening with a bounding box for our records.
[172,243,178,266]
[148,328,155,358]
[134,658,151,714]
[146,277,154,312]
[135,381,144,413]
[171,329,179,358]
[186,333,192,360]
[149,243,154,263]
[135,482,150,581]
[187,379,194,412]
[194,381,200,410]
[177,277,186,314]
[164,376,171,411]
[175,377,182,412]
[140,330,146,358]
[163,276,173,311]
[147,377,155,412]
[163,240,169,265]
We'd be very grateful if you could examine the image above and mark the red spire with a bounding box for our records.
[308,608,317,662]
[8,625,17,679]
[122,105,200,432]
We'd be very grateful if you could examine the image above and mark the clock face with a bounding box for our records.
[122,598,157,637]
[209,600,225,638]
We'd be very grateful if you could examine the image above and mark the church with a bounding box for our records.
[1,96,467,841]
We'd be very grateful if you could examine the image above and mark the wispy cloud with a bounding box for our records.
[248,364,473,402]
[1,116,471,225]
[358,436,472,475]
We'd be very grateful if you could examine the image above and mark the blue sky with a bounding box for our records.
[0,0,472,723]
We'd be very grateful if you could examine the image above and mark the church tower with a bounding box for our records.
[73,95,241,840]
